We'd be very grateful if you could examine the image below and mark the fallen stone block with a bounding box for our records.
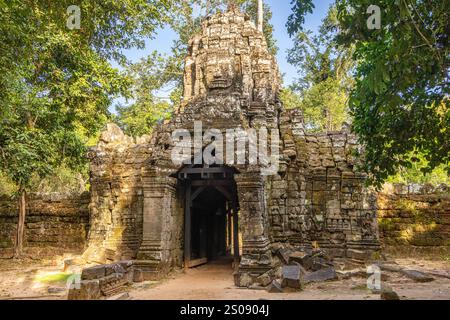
[99,273,128,297]
[288,251,309,265]
[401,270,434,283]
[281,265,304,289]
[336,268,367,280]
[267,280,283,293]
[310,257,333,271]
[81,265,106,280]
[378,263,435,282]
[292,251,334,272]
[118,260,134,271]
[256,272,272,287]
[378,263,402,273]
[105,263,126,276]
[68,280,101,300]
[303,267,338,284]
[277,248,293,265]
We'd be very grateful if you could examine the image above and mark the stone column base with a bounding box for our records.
[234,265,274,288]
[132,260,169,282]
[235,238,275,287]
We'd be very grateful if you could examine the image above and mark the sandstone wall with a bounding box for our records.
[0,181,447,262]
[302,132,379,259]
[0,192,90,258]
[378,183,450,247]
[83,124,150,263]
[269,108,379,260]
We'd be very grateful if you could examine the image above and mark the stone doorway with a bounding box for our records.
[177,165,240,269]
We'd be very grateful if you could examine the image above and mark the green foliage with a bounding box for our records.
[0,165,89,196]
[34,272,74,284]
[286,5,353,132]
[386,156,450,186]
[280,88,302,110]
[299,78,349,132]
[0,172,17,196]
[0,1,170,192]
[30,164,90,194]
[116,101,172,137]
[281,81,349,133]
[115,50,177,137]
[335,0,449,187]
[286,0,315,36]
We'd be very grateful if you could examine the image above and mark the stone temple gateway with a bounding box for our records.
[83,7,379,287]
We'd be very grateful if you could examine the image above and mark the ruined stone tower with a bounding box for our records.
[84,7,380,287]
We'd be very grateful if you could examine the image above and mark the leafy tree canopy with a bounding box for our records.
[334,0,449,186]
[0,0,171,191]
[286,0,315,36]
[284,4,353,132]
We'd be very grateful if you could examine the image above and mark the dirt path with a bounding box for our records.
[0,257,448,300]
[0,259,68,300]
[128,257,450,300]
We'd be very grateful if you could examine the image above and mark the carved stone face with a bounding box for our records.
[205,53,236,90]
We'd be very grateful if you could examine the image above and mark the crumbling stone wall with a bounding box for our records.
[378,183,449,247]
[270,109,379,261]
[83,124,150,263]
[0,192,89,258]
[81,7,381,287]
[134,7,285,281]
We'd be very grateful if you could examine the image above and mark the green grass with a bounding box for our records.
[34,272,74,284]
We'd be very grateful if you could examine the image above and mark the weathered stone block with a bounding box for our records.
[281,265,304,289]
[68,280,101,300]
[346,249,370,261]
[81,265,106,280]
[402,270,434,283]
[288,251,309,265]
[105,263,126,276]
[277,248,293,265]
[267,280,283,293]
[303,267,338,284]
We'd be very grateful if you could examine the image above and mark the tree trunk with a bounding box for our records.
[14,190,26,258]
[257,0,264,32]
[205,0,210,16]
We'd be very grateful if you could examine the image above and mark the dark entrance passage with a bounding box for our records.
[177,166,239,269]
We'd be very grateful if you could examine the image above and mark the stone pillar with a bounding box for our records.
[136,168,177,279]
[234,171,273,287]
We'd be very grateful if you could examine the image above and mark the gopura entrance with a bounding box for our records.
[178,165,240,268]
[83,6,379,288]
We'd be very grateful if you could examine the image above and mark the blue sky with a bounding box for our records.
[114,0,334,107]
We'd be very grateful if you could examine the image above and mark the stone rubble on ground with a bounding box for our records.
[268,247,339,292]
[377,262,435,283]
[68,261,134,300]
[81,5,380,289]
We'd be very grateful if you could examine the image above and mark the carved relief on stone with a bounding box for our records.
[360,212,377,240]
[203,50,242,92]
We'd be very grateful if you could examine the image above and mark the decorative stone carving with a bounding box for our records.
[83,6,380,288]
[204,51,239,91]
